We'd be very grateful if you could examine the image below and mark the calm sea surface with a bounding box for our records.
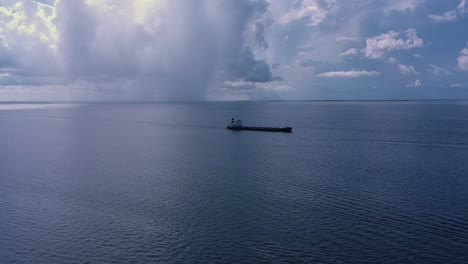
[0,101,467,263]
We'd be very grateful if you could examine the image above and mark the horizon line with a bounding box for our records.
[1,99,468,104]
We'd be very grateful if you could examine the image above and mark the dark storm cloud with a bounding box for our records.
[50,0,276,100]
[0,53,16,70]
[55,0,97,76]
[230,48,277,82]
[254,21,269,49]
[214,0,275,82]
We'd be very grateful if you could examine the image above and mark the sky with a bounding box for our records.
[0,0,467,101]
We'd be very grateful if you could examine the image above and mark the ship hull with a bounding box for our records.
[227,126,292,132]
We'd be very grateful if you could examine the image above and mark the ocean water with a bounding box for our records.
[0,101,467,263]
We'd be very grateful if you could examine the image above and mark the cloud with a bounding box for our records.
[278,0,335,26]
[450,83,463,87]
[317,70,381,78]
[0,0,277,101]
[428,11,457,22]
[2,0,468,101]
[405,79,422,87]
[459,0,468,14]
[458,44,468,71]
[340,48,358,57]
[254,21,269,49]
[364,28,424,59]
[221,80,294,99]
[383,0,425,13]
[428,0,468,23]
[429,64,452,76]
[336,36,357,42]
[255,82,294,91]
[0,72,11,78]
[229,48,278,83]
[223,80,293,91]
[398,64,418,75]
[296,58,322,67]
[0,1,59,75]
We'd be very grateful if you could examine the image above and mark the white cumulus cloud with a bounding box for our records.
[406,79,422,87]
[428,0,468,23]
[398,64,418,75]
[221,80,294,100]
[279,0,335,26]
[388,57,397,64]
[458,44,468,71]
[429,65,452,76]
[317,70,381,78]
[364,28,424,59]
[428,11,457,22]
[340,48,358,57]
[383,0,425,13]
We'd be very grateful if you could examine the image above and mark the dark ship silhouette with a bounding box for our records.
[227,118,292,133]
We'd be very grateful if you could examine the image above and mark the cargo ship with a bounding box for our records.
[227,118,292,133]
